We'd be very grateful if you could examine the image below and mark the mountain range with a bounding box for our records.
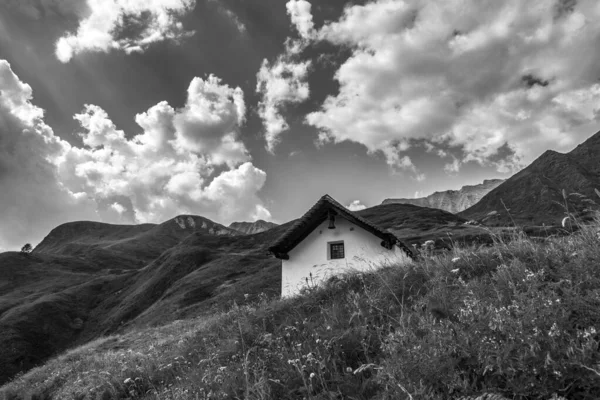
[460,131,600,226]
[382,179,505,213]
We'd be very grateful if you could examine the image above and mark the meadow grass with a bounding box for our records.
[1,219,600,400]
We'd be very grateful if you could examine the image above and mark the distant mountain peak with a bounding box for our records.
[229,220,278,235]
[382,179,505,214]
[167,215,239,236]
[460,130,600,226]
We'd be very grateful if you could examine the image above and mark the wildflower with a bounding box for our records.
[525,270,535,281]
[451,268,459,273]
[326,326,331,331]
[451,257,460,263]
[310,372,316,379]
[549,322,561,338]
[583,327,597,338]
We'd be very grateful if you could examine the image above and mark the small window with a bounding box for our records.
[329,241,345,259]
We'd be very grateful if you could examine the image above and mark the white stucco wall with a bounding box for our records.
[281,218,412,297]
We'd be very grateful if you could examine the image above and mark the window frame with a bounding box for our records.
[328,240,345,260]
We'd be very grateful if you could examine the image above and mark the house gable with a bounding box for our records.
[269,194,414,297]
[268,194,414,260]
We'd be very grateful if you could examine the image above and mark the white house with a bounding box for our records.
[268,194,415,298]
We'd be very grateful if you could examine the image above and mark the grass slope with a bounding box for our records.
[2,218,599,400]
[0,270,133,384]
[0,215,240,384]
[33,216,240,269]
[0,204,534,385]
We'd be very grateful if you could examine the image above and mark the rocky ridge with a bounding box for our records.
[382,179,505,213]
[229,220,278,235]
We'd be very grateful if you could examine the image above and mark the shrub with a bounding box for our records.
[20,243,32,255]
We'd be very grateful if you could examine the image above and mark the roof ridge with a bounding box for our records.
[268,195,415,258]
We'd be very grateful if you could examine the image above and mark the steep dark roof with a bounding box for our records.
[268,194,414,259]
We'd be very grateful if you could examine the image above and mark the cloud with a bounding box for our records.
[59,75,268,224]
[208,0,247,34]
[0,59,270,250]
[346,200,367,212]
[256,40,311,152]
[202,162,271,222]
[254,0,316,152]
[286,0,315,39]
[444,157,461,175]
[306,0,600,172]
[0,60,97,250]
[172,75,249,168]
[220,8,247,34]
[380,147,425,181]
[55,0,196,62]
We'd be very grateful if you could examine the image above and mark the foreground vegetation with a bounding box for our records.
[2,220,600,400]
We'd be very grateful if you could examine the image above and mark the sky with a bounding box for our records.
[1,0,600,250]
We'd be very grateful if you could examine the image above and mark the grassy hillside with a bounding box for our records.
[33,216,240,269]
[0,203,561,386]
[359,203,475,245]
[2,216,599,399]
[0,215,238,384]
[0,251,138,381]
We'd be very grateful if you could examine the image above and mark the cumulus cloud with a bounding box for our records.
[0,60,97,250]
[286,0,315,39]
[346,200,367,212]
[306,0,600,172]
[255,0,315,152]
[256,40,311,152]
[0,59,270,250]
[59,74,268,224]
[172,75,249,168]
[55,0,196,62]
